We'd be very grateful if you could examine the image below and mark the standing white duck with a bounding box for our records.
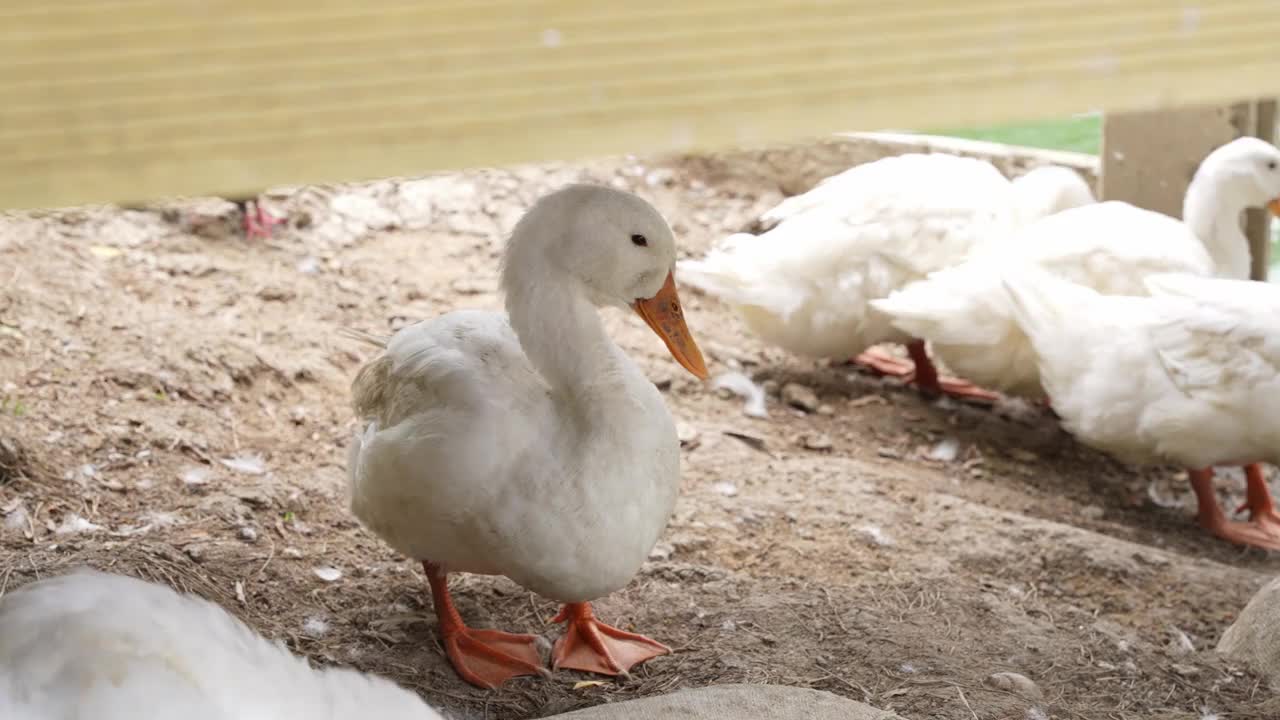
[0,569,444,720]
[1002,269,1280,550]
[872,137,1280,400]
[346,184,709,689]
[675,153,1093,402]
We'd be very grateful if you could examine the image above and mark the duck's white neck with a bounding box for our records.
[504,273,628,395]
[1183,173,1254,280]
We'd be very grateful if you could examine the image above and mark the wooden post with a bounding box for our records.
[1101,100,1277,281]
[1247,100,1277,280]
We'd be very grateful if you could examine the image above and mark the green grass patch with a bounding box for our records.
[927,115,1102,156]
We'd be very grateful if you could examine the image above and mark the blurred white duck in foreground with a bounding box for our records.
[676,153,1093,403]
[347,185,709,688]
[1003,270,1280,550]
[0,569,443,720]
[873,137,1280,400]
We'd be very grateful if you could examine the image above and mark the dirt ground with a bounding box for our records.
[3,138,1279,720]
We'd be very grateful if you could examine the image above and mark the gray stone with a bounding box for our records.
[545,684,902,720]
[780,383,819,412]
[984,671,1043,702]
[1218,575,1280,689]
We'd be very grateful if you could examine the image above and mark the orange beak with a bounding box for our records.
[632,271,709,381]
[1268,198,1280,216]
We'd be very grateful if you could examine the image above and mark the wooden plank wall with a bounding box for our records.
[1101,101,1278,280]
[4,1,1280,209]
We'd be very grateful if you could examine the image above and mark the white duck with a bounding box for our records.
[346,184,709,689]
[0,569,443,720]
[872,137,1280,400]
[1002,269,1280,550]
[675,153,1094,402]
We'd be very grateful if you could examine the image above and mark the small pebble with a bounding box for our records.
[677,421,701,449]
[238,526,258,543]
[712,482,739,497]
[801,434,833,451]
[780,383,819,412]
[220,454,267,476]
[927,438,960,462]
[449,278,490,295]
[984,672,1043,702]
[256,285,296,302]
[1079,505,1106,520]
[313,566,342,582]
[648,542,674,561]
[860,525,893,547]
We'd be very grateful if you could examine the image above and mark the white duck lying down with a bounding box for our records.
[1003,270,1280,550]
[675,152,1094,403]
[0,569,443,720]
[347,185,710,688]
[872,136,1280,401]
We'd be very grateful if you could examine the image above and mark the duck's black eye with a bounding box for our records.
[1269,160,1277,170]
[631,234,648,247]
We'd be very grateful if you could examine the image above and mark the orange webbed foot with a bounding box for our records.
[442,626,548,689]
[551,603,670,676]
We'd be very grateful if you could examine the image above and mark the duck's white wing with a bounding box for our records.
[0,569,440,720]
[1002,269,1280,466]
[1022,202,1215,290]
[1142,274,1280,396]
[346,309,558,575]
[357,309,548,427]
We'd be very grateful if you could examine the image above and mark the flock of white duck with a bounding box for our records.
[681,136,1280,551]
[5,138,1280,717]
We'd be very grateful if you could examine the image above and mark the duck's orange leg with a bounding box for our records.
[551,602,670,676]
[423,562,548,688]
[1189,467,1280,550]
[240,199,283,240]
[854,340,999,404]
[1233,464,1280,528]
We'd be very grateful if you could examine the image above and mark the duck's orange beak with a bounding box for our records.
[632,271,709,381]
[1268,198,1280,216]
